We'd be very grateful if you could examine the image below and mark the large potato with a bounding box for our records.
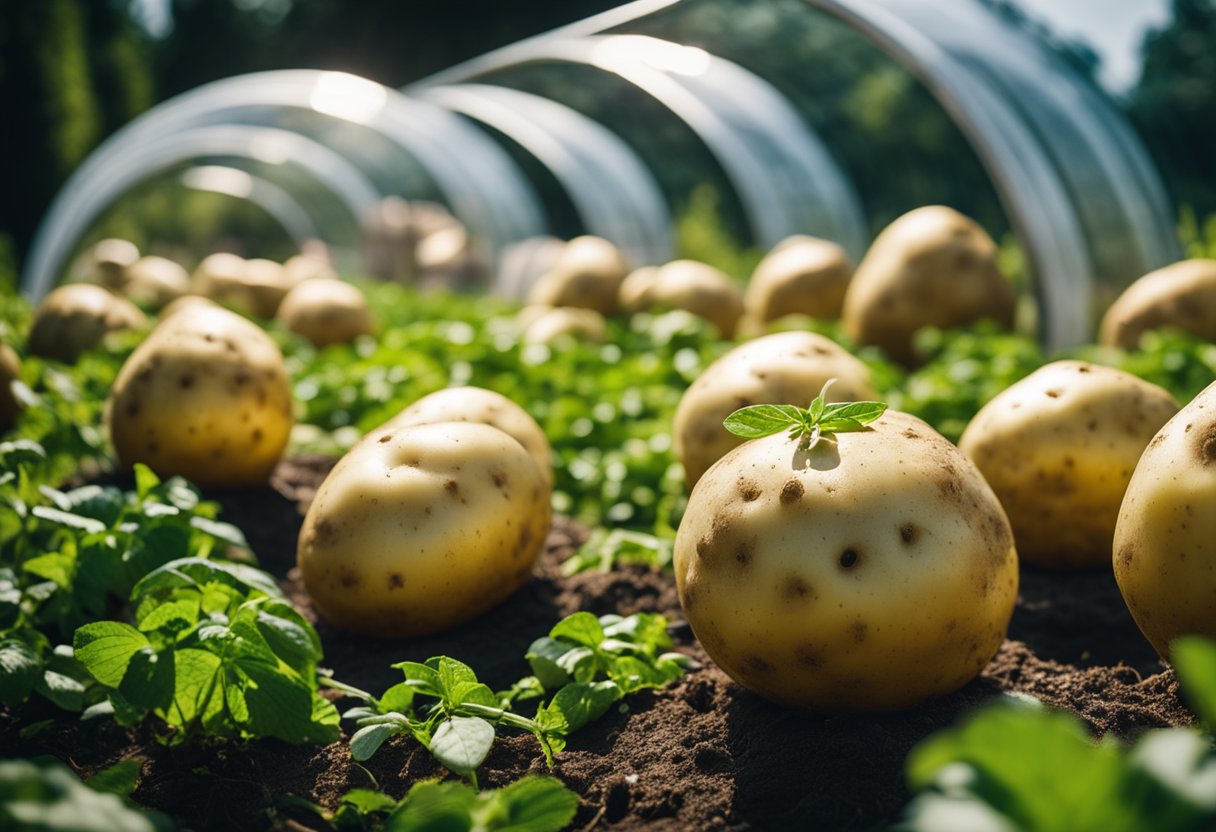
[674,331,877,488]
[122,256,190,309]
[959,360,1178,569]
[276,278,375,348]
[526,236,629,315]
[674,409,1017,711]
[1114,380,1216,658]
[621,260,743,338]
[28,284,147,364]
[298,421,552,637]
[382,386,552,488]
[1098,259,1216,349]
[744,235,853,325]
[842,206,1015,366]
[107,306,293,488]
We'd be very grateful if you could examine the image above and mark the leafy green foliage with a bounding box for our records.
[74,557,338,745]
[0,757,173,832]
[899,638,1216,832]
[337,612,688,780]
[723,382,887,448]
[291,776,577,832]
[561,528,674,575]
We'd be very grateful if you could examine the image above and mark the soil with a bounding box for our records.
[1,455,1195,831]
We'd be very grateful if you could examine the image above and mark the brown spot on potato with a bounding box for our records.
[1117,543,1134,571]
[902,428,921,440]
[1198,424,1216,465]
[251,428,263,445]
[795,645,821,668]
[491,468,509,489]
[379,434,392,443]
[387,573,404,590]
[315,519,335,540]
[179,374,195,389]
[1045,389,1061,398]
[851,621,868,643]
[735,541,754,568]
[899,523,920,544]
[783,574,813,600]
[339,568,360,588]
[444,479,460,498]
[126,401,141,417]
[1148,433,1166,449]
[738,480,761,502]
[743,655,774,674]
[780,479,804,504]
[839,548,859,569]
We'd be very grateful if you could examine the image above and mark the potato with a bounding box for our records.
[276,278,375,348]
[958,360,1178,569]
[297,421,552,637]
[192,252,253,311]
[842,206,1015,366]
[122,256,191,309]
[283,253,337,285]
[381,386,552,488]
[76,238,140,289]
[619,266,659,312]
[158,294,219,321]
[744,235,853,325]
[0,343,21,432]
[674,331,878,488]
[242,258,296,318]
[1098,259,1216,349]
[1114,380,1216,658]
[674,409,1017,711]
[621,260,743,338]
[521,306,607,345]
[415,226,487,290]
[526,235,629,315]
[107,306,293,488]
[28,284,147,364]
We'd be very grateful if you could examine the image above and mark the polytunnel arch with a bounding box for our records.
[417,83,674,270]
[24,125,382,301]
[413,34,868,260]
[21,70,546,298]
[179,165,323,247]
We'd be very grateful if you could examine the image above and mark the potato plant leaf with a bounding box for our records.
[1171,636,1216,729]
[429,716,496,776]
[724,380,887,449]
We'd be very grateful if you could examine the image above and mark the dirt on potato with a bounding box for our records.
[0,455,1193,831]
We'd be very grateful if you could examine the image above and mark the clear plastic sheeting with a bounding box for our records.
[179,166,322,247]
[418,83,674,269]
[24,125,381,300]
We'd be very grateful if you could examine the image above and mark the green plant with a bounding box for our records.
[0,757,173,832]
[73,557,339,745]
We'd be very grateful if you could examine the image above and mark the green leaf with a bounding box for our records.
[818,401,889,424]
[550,612,605,649]
[30,505,107,534]
[538,681,621,735]
[482,775,580,832]
[340,788,399,815]
[1172,636,1216,729]
[86,759,144,797]
[163,648,223,729]
[386,780,476,832]
[188,516,248,549]
[133,464,161,500]
[526,637,574,690]
[74,622,150,688]
[434,657,481,703]
[35,667,89,711]
[0,638,42,704]
[255,602,322,671]
[394,660,441,695]
[429,716,495,776]
[722,404,807,438]
[235,658,329,744]
[351,722,401,762]
[379,681,415,714]
[131,557,281,604]
[0,758,171,832]
[119,648,176,712]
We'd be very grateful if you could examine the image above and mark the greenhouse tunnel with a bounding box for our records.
[23,0,1195,349]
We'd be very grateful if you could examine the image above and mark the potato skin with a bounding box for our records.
[674,331,877,488]
[674,410,1017,711]
[276,278,375,348]
[959,361,1178,569]
[0,343,21,432]
[1114,380,1216,658]
[744,235,853,325]
[107,306,293,488]
[297,421,552,637]
[123,256,191,309]
[28,284,148,363]
[842,206,1014,366]
[382,386,552,488]
[627,260,744,338]
[1098,259,1216,349]
[521,306,607,344]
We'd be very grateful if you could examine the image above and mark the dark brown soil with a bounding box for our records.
[1,455,1194,831]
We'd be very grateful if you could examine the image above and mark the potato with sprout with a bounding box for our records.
[842,206,1015,366]
[1098,259,1216,349]
[277,278,375,348]
[527,235,629,315]
[28,284,147,363]
[107,306,293,488]
[674,331,877,488]
[674,393,1017,711]
[959,361,1178,569]
[381,386,552,488]
[1114,380,1216,657]
[297,421,552,636]
[744,235,853,326]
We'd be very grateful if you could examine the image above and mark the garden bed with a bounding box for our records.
[2,454,1193,831]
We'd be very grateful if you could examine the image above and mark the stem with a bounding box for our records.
[319,675,378,705]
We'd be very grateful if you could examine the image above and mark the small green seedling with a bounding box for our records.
[723,380,887,450]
